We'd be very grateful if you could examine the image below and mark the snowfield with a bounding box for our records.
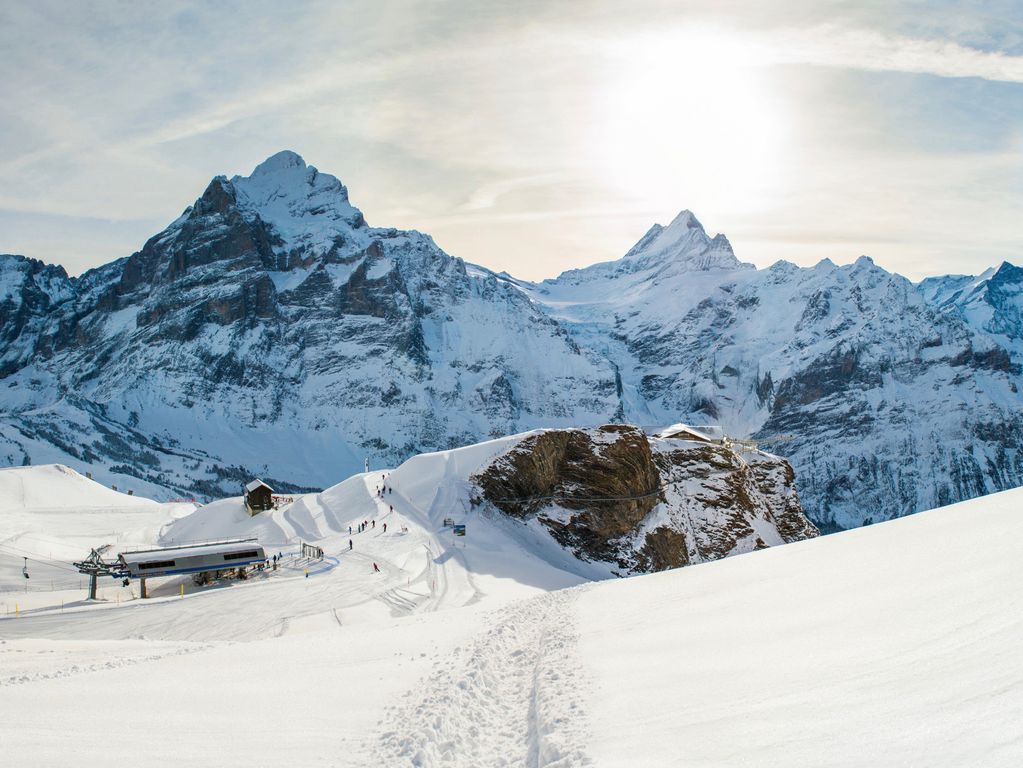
[0,464,194,611]
[0,458,1021,766]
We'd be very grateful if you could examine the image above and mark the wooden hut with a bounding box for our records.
[244,479,274,516]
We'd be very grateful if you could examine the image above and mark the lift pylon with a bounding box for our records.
[73,548,127,600]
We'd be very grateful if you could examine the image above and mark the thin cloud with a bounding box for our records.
[770,25,1023,82]
[460,173,575,211]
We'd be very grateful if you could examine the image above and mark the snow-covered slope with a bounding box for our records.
[164,424,815,585]
[574,483,1023,767]
[1,477,1019,765]
[1,151,1021,530]
[0,427,811,635]
[0,465,192,602]
[921,261,1023,350]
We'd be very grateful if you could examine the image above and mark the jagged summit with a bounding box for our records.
[992,260,1023,282]
[544,208,751,287]
[621,208,750,273]
[229,150,366,239]
[247,149,308,176]
[665,208,704,232]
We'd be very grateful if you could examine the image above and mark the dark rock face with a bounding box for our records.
[0,255,75,375]
[475,425,661,564]
[473,426,818,574]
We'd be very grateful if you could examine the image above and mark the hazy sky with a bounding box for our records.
[1,0,1021,280]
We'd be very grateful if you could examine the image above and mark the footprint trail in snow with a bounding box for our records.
[375,587,593,767]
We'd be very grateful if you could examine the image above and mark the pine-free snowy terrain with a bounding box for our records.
[1,455,1020,765]
[0,464,194,611]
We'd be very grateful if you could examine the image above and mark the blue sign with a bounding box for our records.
[453,524,466,537]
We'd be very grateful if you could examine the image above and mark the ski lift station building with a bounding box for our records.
[117,539,266,579]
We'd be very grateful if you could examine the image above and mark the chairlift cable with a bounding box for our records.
[0,542,82,573]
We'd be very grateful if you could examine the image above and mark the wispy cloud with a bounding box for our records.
[459,173,575,211]
[770,25,1023,82]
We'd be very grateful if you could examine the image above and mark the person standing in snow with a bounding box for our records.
[383,523,387,533]
[349,539,353,550]
[373,562,380,573]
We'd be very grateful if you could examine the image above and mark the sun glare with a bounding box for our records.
[590,28,789,219]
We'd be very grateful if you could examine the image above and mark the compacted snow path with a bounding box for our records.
[376,587,593,767]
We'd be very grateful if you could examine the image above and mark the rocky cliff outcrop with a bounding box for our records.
[473,425,818,573]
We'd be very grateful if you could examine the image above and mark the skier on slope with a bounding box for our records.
[349,539,353,550]
[373,562,380,573]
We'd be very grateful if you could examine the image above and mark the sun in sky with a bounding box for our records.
[590,27,790,219]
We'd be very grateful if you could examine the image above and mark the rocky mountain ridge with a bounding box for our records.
[1,150,1020,529]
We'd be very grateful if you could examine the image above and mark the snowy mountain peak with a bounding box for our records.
[992,260,1023,283]
[249,149,308,176]
[667,208,704,232]
[621,209,751,273]
[227,150,367,247]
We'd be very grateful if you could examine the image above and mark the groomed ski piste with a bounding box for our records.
[1,437,1021,767]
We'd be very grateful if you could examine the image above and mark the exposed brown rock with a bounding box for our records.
[473,425,818,575]
[638,527,689,571]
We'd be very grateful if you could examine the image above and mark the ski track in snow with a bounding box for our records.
[375,587,593,768]
[0,640,212,687]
